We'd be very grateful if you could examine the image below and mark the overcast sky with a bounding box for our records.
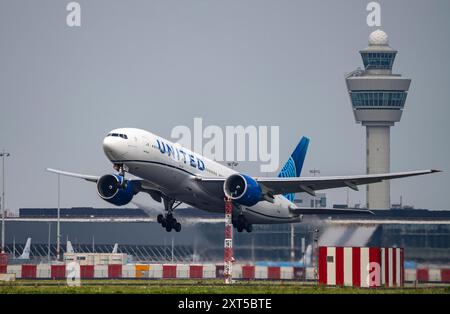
[1,0,449,212]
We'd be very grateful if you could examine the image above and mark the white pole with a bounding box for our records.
[309,169,320,208]
[1,151,10,254]
[48,222,51,262]
[57,173,61,261]
[290,224,295,261]
[171,236,174,263]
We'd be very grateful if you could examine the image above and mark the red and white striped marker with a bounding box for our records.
[318,246,404,287]
[224,198,234,284]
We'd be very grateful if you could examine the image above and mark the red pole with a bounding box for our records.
[224,198,233,284]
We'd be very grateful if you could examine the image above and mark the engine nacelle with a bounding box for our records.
[223,173,263,206]
[96,174,135,206]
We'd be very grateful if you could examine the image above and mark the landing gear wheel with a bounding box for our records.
[159,196,183,232]
[237,226,243,233]
[245,224,253,233]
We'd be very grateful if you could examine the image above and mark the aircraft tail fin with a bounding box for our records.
[278,136,310,201]
[66,240,74,253]
[18,238,31,259]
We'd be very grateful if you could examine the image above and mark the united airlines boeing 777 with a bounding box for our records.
[47,128,439,233]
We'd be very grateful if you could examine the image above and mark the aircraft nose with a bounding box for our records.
[103,136,114,152]
[103,136,119,160]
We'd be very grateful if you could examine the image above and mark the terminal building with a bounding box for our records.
[3,206,450,266]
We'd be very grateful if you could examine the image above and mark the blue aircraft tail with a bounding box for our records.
[278,136,310,202]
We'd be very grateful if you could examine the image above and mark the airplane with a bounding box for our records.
[67,240,119,254]
[17,238,32,260]
[47,128,439,233]
[66,240,75,253]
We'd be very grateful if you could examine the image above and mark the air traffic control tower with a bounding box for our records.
[346,30,411,209]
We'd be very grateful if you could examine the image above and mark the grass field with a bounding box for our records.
[1,280,449,294]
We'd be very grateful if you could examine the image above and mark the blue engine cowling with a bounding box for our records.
[96,174,135,206]
[223,173,263,206]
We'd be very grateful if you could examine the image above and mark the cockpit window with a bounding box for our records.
[107,133,128,139]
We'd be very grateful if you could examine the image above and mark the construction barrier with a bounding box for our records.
[135,264,149,278]
[37,264,51,279]
[148,264,163,278]
[2,262,448,283]
[163,264,177,278]
[80,265,94,279]
[51,264,66,279]
[108,264,122,279]
[0,253,7,265]
[189,265,203,279]
[319,246,404,287]
[21,264,37,279]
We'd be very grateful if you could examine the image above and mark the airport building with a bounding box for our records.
[346,30,411,209]
[3,207,450,266]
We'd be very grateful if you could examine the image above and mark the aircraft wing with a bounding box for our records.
[196,169,440,196]
[45,168,162,194]
[46,168,99,182]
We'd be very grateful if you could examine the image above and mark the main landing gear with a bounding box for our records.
[233,215,253,233]
[157,197,182,232]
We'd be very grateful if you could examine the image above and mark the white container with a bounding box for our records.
[203,264,216,279]
[149,264,163,279]
[428,269,441,282]
[254,266,267,280]
[404,269,416,282]
[7,265,21,278]
[305,267,316,280]
[37,264,51,279]
[94,265,108,278]
[176,264,190,279]
[122,264,136,279]
[280,266,293,280]
[232,264,242,279]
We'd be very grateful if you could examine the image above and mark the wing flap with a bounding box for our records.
[255,169,440,195]
[292,208,374,215]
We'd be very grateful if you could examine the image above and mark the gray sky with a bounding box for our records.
[1,0,449,212]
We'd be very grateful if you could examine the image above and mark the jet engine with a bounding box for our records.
[96,174,135,206]
[223,173,263,206]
